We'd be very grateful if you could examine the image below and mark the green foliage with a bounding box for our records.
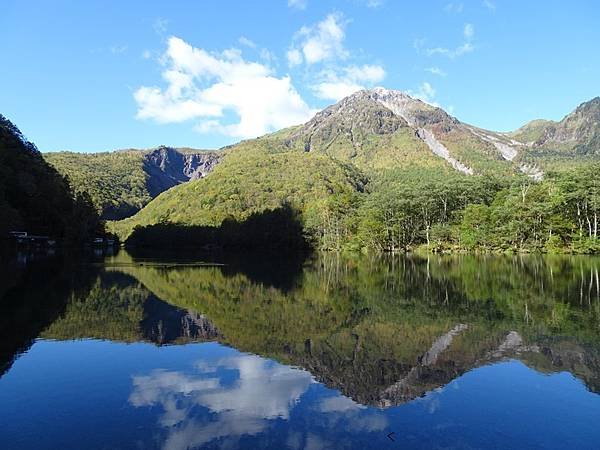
[353,170,507,252]
[103,251,600,398]
[110,149,367,244]
[44,150,151,220]
[0,115,102,243]
[449,166,600,253]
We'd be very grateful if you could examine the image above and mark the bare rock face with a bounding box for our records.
[141,295,220,345]
[286,90,407,153]
[143,146,222,197]
[283,88,479,174]
[367,87,459,130]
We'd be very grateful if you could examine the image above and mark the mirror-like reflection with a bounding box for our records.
[1,250,600,449]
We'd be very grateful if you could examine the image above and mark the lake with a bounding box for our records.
[1,250,600,449]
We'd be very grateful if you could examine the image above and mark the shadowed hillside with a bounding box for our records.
[0,115,101,243]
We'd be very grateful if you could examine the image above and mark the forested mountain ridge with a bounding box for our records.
[111,89,600,253]
[44,146,221,220]
[510,97,600,163]
[0,115,101,242]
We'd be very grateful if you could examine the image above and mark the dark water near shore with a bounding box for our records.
[1,250,600,449]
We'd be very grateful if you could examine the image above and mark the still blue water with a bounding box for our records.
[1,251,599,449]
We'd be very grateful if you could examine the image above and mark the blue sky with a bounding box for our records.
[1,0,598,152]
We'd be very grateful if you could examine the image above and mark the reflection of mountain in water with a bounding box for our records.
[141,295,219,344]
[40,271,221,345]
[0,263,221,377]
[106,252,600,407]
[2,251,600,409]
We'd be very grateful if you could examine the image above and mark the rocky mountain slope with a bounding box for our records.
[510,96,600,161]
[282,88,540,177]
[45,146,221,220]
[110,89,599,244]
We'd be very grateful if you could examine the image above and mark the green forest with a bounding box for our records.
[3,91,599,254]
[0,115,102,244]
[105,93,600,254]
[44,150,151,220]
[111,150,600,254]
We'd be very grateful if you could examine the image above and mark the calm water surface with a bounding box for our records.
[1,250,600,449]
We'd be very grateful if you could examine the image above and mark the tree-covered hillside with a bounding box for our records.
[99,91,600,253]
[110,148,366,243]
[511,97,600,169]
[44,146,221,220]
[0,115,101,243]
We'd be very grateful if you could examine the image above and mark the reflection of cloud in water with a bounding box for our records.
[318,394,388,433]
[130,370,220,426]
[319,395,365,413]
[197,354,312,420]
[129,353,313,450]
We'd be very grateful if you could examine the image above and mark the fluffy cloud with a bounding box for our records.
[287,13,348,66]
[284,13,384,101]
[419,23,475,59]
[313,64,386,101]
[286,48,303,67]
[134,36,314,138]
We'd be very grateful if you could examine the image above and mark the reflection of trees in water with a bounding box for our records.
[42,270,222,345]
[0,255,98,376]
[2,251,600,405]
[108,251,600,405]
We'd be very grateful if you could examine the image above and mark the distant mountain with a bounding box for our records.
[282,88,542,177]
[510,97,600,161]
[109,89,600,247]
[0,114,101,241]
[44,146,221,220]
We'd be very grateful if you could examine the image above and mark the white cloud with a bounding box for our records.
[314,80,363,101]
[463,23,474,39]
[287,48,303,66]
[259,48,276,63]
[288,0,307,10]
[142,49,152,59]
[364,0,384,8]
[319,395,365,413]
[425,67,447,77]
[134,36,314,138]
[238,36,256,48]
[153,17,168,35]
[345,64,386,83]
[408,82,438,106]
[483,0,496,11]
[444,2,464,13]
[288,13,348,66]
[420,23,475,59]
[110,45,127,55]
[313,64,386,101]
[426,43,473,58]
